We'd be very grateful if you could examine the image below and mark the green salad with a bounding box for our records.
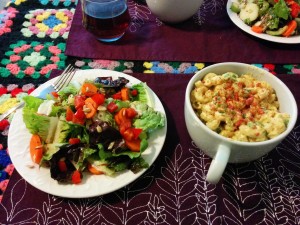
[22,76,165,184]
[230,0,300,37]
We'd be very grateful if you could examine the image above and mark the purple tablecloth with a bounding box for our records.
[1,71,300,225]
[65,0,300,63]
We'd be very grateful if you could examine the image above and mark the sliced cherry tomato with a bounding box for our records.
[107,101,118,113]
[91,93,105,106]
[58,160,67,172]
[112,92,122,100]
[126,108,137,119]
[74,95,86,110]
[71,170,82,184]
[66,106,74,121]
[81,83,98,97]
[69,138,81,145]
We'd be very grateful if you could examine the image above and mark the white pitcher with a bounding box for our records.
[146,0,204,23]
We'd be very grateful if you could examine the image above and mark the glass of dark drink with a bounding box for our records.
[81,0,131,42]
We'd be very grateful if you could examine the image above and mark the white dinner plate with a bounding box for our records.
[8,69,167,198]
[226,0,300,44]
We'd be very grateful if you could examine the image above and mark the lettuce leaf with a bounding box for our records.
[23,95,43,111]
[23,107,59,143]
[131,83,149,103]
[130,101,165,133]
[273,0,289,20]
[58,83,79,100]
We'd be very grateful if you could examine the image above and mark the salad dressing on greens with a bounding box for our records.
[22,76,165,184]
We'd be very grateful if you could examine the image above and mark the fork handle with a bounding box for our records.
[35,85,56,99]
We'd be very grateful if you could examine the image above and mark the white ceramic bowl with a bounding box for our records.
[146,0,204,23]
[184,62,298,184]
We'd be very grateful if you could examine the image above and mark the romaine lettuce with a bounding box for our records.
[130,101,165,133]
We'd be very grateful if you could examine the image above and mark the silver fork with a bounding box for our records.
[37,65,77,99]
[0,65,77,121]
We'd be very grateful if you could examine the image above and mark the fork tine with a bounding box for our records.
[53,64,72,87]
[53,65,77,91]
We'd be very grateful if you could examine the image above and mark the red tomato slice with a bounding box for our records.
[74,108,86,120]
[112,92,122,100]
[69,138,81,145]
[71,170,82,184]
[74,95,86,110]
[66,106,74,121]
[107,102,118,113]
[58,160,67,172]
[91,93,105,106]
[126,108,137,119]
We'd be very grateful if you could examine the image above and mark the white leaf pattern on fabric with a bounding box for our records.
[128,0,152,32]
[191,142,223,225]
[195,0,225,25]
[155,144,198,224]
[0,177,39,224]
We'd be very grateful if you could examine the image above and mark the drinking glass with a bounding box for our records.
[81,0,131,42]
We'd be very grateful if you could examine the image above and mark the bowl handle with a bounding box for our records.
[206,145,230,184]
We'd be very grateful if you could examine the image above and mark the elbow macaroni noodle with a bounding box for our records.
[190,72,290,142]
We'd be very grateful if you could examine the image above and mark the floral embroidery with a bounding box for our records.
[39,0,78,7]
[74,59,135,73]
[21,8,75,39]
[0,7,18,36]
[0,179,9,192]
[0,41,67,79]
[5,164,14,176]
[143,61,205,74]
[9,0,27,6]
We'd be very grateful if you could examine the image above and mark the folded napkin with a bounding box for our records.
[1,71,299,225]
[65,1,300,63]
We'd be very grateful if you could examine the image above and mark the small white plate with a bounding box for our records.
[8,69,167,198]
[226,0,300,44]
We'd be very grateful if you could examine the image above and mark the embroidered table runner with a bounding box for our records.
[1,71,300,225]
[65,1,300,63]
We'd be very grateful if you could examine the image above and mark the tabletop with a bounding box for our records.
[0,0,300,224]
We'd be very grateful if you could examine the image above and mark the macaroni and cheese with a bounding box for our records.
[190,72,290,142]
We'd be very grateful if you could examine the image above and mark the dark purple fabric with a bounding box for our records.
[65,1,300,63]
[1,72,300,225]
